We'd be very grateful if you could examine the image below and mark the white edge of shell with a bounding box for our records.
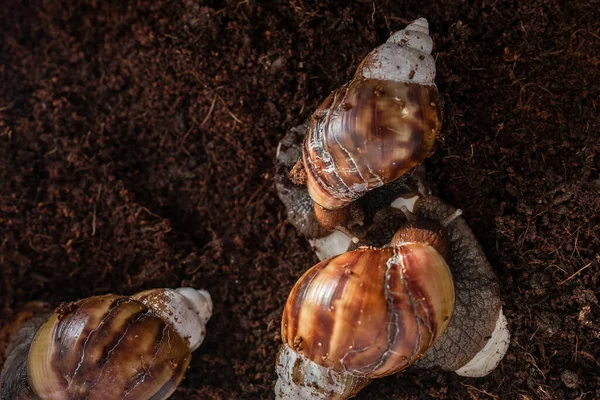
[454,308,511,377]
[175,287,213,351]
[275,344,351,399]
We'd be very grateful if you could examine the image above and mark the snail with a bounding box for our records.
[0,287,213,400]
[278,17,442,240]
[275,204,510,399]
[276,213,455,399]
[301,17,441,230]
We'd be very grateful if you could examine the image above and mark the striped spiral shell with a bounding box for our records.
[26,288,212,400]
[303,18,441,210]
[277,238,454,399]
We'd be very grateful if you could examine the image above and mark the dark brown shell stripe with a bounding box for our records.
[283,249,387,373]
[62,297,145,395]
[282,258,331,346]
[320,249,390,374]
[93,310,152,390]
[130,323,189,400]
[378,243,455,376]
[93,310,165,399]
[90,311,166,397]
[390,246,435,366]
[43,295,190,399]
[326,83,370,188]
[304,79,440,209]
[351,245,436,377]
[123,324,170,397]
[343,251,416,377]
[282,246,453,379]
[42,295,121,396]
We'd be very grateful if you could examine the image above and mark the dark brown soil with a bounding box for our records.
[1,1,599,399]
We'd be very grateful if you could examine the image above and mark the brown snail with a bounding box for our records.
[276,214,455,399]
[0,287,212,400]
[302,18,441,212]
[275,205,510,399]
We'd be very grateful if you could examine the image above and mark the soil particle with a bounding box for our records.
[561,370,580,389]
[289,159,307,185]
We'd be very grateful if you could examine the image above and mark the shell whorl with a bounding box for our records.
[133,287,213,351]
[281,244,454,379]
[357,18,436,85]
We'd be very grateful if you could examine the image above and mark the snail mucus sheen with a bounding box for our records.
[274,18,510,399]
[0,288,213,400]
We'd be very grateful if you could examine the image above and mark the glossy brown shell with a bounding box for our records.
[281,244,454,378]
[28,295,191,400]
[303,78,441,210]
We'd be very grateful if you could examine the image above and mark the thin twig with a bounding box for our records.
[460,383,499,399]
[92,184,103,236]
[558,262,593,286]
[201,94,218,126]
[218,96,243,124]
[525,352,545,380]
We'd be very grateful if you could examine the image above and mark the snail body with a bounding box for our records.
[303,18,441,210]
[0,288,212,400]
[276,218,455,399]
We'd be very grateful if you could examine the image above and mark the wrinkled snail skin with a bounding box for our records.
[0,288,212,400]
[276,122,332,240]
[276,235,455,399]
[402,195,509,375]
[303,18,441,210]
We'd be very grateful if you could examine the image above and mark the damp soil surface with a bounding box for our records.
[1,1,599,399]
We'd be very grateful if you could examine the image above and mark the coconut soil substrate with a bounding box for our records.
[1,1,599,399]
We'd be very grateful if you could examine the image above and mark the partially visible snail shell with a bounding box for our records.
[277,233,454,399]
[303,18,442,210]
[0,288,212,400]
